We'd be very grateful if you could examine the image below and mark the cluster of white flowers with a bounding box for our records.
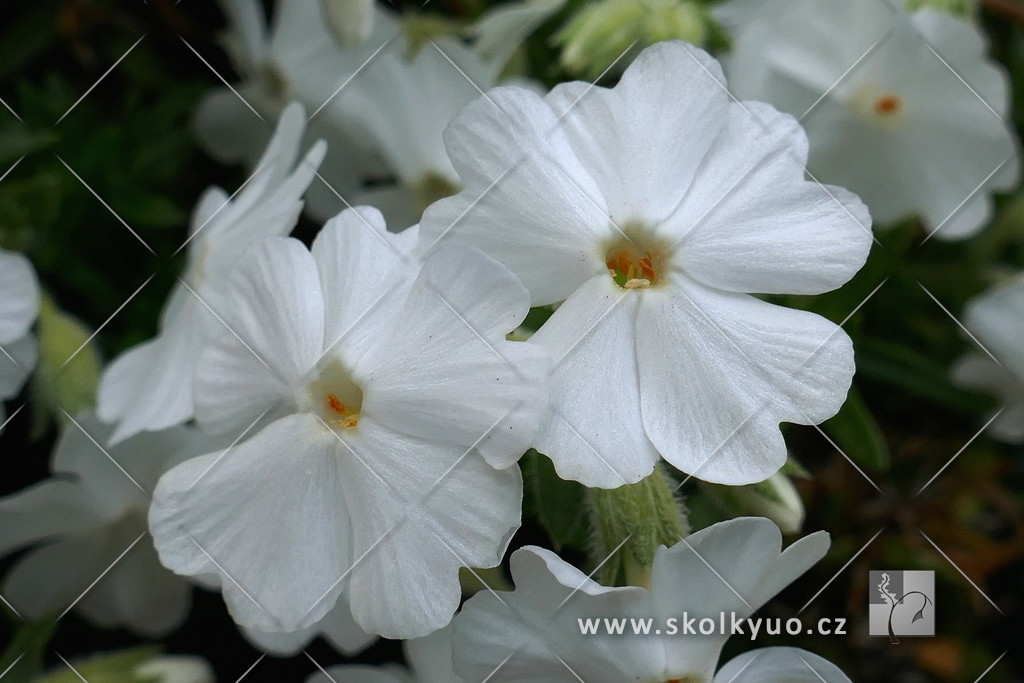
[719,0,1020,240]
[2,0,1021,679]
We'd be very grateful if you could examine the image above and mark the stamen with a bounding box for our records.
[326,393,346,415]
[873,95,901,116]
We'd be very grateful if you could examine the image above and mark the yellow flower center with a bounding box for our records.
[603,227,670,290]
[307,359,363,430]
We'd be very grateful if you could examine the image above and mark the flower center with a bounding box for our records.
[850,86,906,127]
[603,228,669,290]
[306,358,363,430]
[873,94,902,116]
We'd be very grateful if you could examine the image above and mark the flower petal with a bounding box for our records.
[671,100,872,295]
[97,286,203,444]
[79,538,192,638]
[637,278,855,485]
[0,479,99,558]
[0,249,39,345]
[404,624,458,682]
[419,85,611,305]
[310,207,418,367]
[714,647,850,683]
[361,243,548,470]
[149,413,352,631]
[452,546,662,682]
[194,237,325,436]
[339,419,521,638]
[0,334,35,414]
[545,41,730,226]
[651,518,830,677]
[3,534,112,620]
[243,598,376,656]
[531,275,660,487]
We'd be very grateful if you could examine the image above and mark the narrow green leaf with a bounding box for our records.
[856,337,994,414]
[822,384,890,472]
[522,449,588,551]
[0,618,58,683]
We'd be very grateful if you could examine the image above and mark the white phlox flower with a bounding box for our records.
[0,414,218,636]
[198,0,541,227]
[197,0,397,221]
[721,0,1020,240]
[148,207,549,639]
[452,517,848,682]
[306,624,461,682]
[0,246,40,424]
[97,103,325,444]
[420,40,871,488]
[951,274,1024,442]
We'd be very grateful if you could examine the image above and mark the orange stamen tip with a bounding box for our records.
[326,393,346,415]
[874,95,901,115]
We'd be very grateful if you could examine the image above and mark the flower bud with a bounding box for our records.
[702,469,806,535]
[555,0,714,79]
[31,293,101,434]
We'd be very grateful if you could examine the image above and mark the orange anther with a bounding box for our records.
[874,95,901,116]
[326,393,346,415]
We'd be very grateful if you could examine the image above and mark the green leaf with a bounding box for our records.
[0,618,58,683]
[821,384,890,472]
[522,449,588,551]
[856,337,994,414]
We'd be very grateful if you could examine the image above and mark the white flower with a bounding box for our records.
[468,0,569,80]
[452,517,847,682]
[336,38,497,227]
[242,598,376,656]
[0,246,40,424]
[721,0,1020,240]
[420,40,870,487]
[0,414,217,636]
[951,274,1024,442]
[197,0,394,221]
[306,625,460,683]
[149,207,548,639]
[97,103,324,444]
[197,1,520,227]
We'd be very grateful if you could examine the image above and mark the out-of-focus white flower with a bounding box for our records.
[337,39,493,227]
[468,0,568,79]
[452,517,846,682]
[721,0,1019,240]
[951,275,1024,442]
[421,41,870,488]
[149,208,548,639]
[242,598,376,656]
[0,415,217,636]
[197,0,394,221]
[198,1,548,227]
[306,625,460,682]
[324,0,376,47]
[97,103,324,444]
[0,246,39,424]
